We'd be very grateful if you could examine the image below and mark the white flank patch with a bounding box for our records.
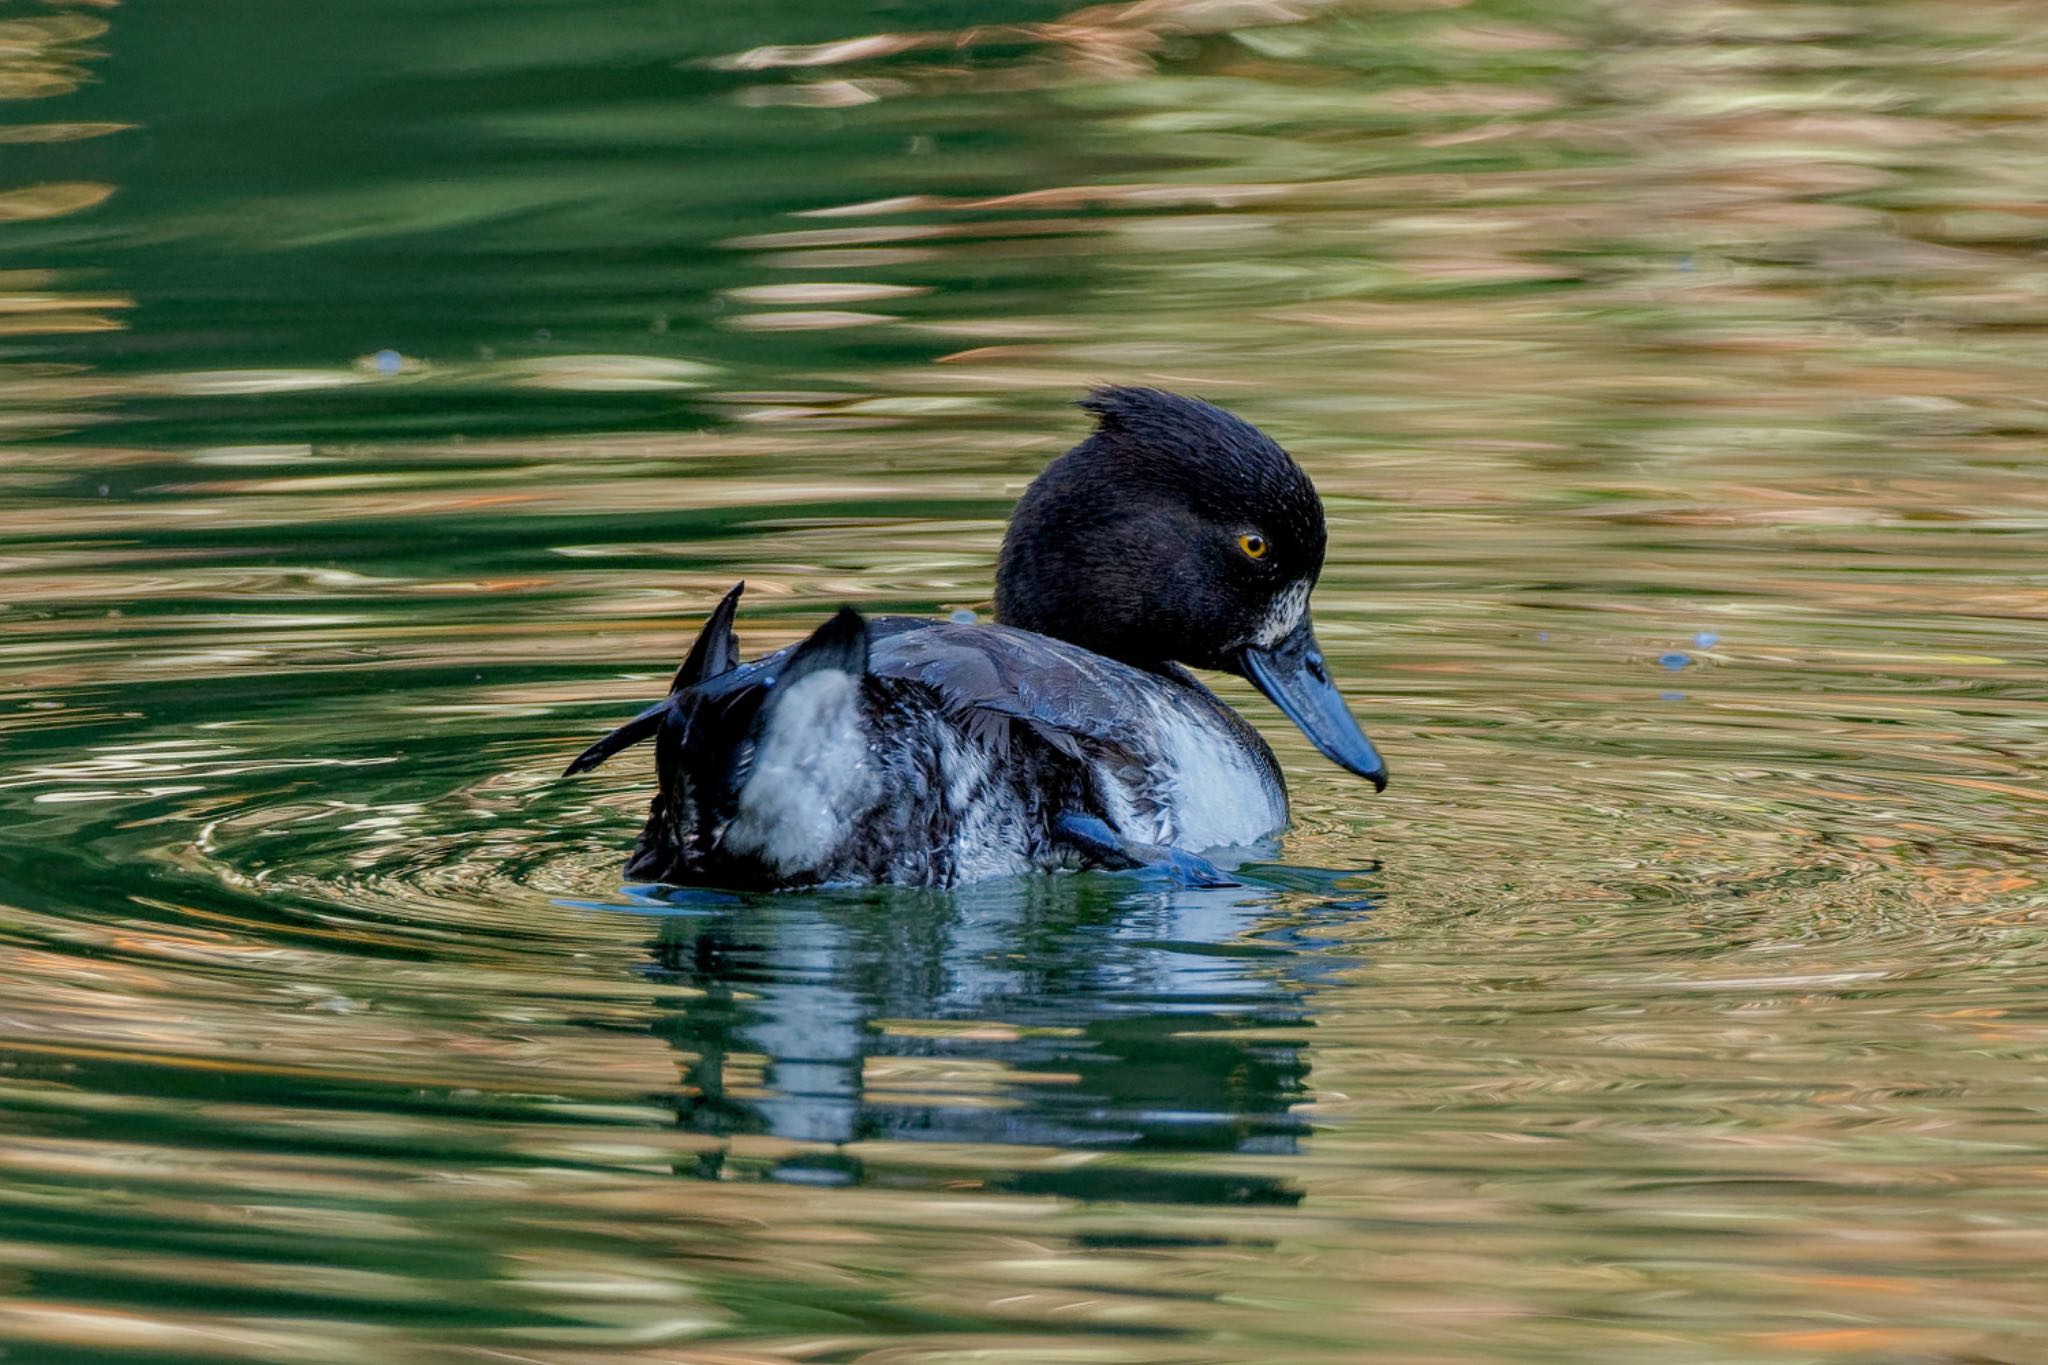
[1090,757,1155,845]
[726,671,874,874]
[941,725,990,813]
[1151,701,1287,850]
[1251,579,1310,649]
[937,729,1036,884]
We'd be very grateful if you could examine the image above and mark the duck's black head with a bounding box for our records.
[996,386,1387,789]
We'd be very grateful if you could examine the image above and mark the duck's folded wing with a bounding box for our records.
[871,620,1172,757]
[570,616,1176,777]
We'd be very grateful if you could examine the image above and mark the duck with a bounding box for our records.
[564,386,1387,890]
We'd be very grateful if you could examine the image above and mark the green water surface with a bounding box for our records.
[4,1,2047,1361]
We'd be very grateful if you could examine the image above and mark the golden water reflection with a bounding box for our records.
[2,0,2048,1360]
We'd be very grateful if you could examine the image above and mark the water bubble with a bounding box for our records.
[1660,690,1686,701]
[1536,631,1550,642]
[948,608,977,625]
[372,349,403,375]
[1658,652,1690,672]
[1694,630,1719,648]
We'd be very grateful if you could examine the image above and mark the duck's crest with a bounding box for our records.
[1076,384,1275,454]
[1072,386,1306,508]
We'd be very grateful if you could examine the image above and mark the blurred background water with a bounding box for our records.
[4,0,2048,1361]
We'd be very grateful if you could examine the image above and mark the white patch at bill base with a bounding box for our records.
[1251,579,1310,649]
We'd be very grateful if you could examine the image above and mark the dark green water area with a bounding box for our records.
[3,1,2045,1360]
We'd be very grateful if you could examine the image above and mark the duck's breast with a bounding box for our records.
[1099,693,1286,851]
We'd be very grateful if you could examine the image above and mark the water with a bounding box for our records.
[5,1,2048,1360]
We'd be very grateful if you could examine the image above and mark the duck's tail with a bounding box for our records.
[562,581,744,778]
[711,606,875,882]
[565,584,878,885]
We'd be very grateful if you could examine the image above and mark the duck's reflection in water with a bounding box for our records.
[634,869,1374,1204]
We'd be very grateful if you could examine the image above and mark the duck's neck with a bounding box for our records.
[994,612,1169,677]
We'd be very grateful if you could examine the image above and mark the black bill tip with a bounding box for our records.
[1238,620,1387,791]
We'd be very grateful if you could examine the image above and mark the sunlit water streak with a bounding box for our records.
[3,1,2047,1361]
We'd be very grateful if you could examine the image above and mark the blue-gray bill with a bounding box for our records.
[1238,621,1389,791]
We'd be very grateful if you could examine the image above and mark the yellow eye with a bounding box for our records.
[1237,532,1269,561]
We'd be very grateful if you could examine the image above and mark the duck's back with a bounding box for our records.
[571,601,1286,889]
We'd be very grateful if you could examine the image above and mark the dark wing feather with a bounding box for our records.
[669,581,744,691]
[869,619,1169,755]
[563,699,669,777]
[562,582,752,778]
[569,613,1183,780]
